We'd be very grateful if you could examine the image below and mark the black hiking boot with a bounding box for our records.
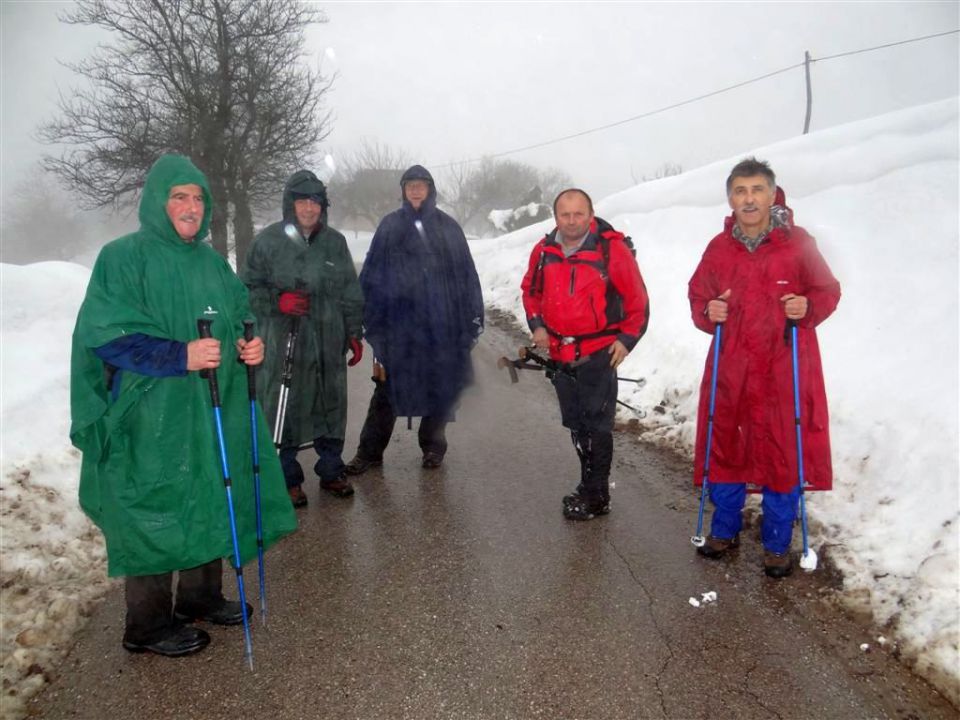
[122,624,210,657]
[288,485,308,508]
[696,534,741,560]
[562,496,611,521]
[174,599,253,626]
[763,550,794,579]
[421,452,444,469]
[320,474,355,498]
[344,455,382,476]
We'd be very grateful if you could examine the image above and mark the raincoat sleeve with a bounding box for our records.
[688,246,722,335]
[795,232,841,329]
[456,228,484,341]
[359,219,391,358]
[608,238,649,349]
[338,240,364,340]
[242,235,279,321]
[520,240,546,332]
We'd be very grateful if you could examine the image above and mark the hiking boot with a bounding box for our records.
[696,534,740,560]
[344,455,382,476]
[174,599,253,626]
[123,624,210,657]
[763,550,794,579]
[562,496,611,521]
[421,452,444,469]
[288,485,308,508]
[320,474,355,498]
[562,485,587,508]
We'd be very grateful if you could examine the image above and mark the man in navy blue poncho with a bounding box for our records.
[345,165,484,473]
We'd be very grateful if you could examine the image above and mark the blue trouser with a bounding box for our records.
[708,482,800,555]
[280,437,345,488]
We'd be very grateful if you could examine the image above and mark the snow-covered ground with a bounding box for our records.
[472,97,959,703]
[1,99,957,715]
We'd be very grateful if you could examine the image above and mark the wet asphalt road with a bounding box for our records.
[30,322,956,720]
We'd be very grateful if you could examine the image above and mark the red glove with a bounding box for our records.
[347,337,363,366]
[278,291,309,316]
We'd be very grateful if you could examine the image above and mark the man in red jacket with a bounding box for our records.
[688,158,840,578]
[522,189,649,520]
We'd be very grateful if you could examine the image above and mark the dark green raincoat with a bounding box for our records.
[242,171,363,448]
[70,154,297,577]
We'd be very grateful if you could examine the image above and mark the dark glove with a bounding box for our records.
[347,337,363,367]
[278,291,309,316]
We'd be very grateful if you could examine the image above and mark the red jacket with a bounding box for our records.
[688,190,840,493]
[522,218,649,363]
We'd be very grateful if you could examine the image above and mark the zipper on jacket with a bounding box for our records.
[569,266,576,295]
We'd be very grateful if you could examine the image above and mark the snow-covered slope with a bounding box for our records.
[471,97,959,702]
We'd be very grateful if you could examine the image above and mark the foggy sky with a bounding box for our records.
[2,1,958,216]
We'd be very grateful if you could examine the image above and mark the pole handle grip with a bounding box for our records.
[243,320,256,399]
[196,318,221,406]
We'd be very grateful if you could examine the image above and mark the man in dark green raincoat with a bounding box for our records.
[242,171,364,507]
[71,154,297,657]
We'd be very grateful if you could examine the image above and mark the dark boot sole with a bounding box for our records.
[344,460,382,476]
[122,639,209,657]
[320,485,355,498]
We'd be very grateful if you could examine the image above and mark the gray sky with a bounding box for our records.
[2,0,958,212]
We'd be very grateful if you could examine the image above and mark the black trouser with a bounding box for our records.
[355,380,449,461]
[551,350,617,504]
[124,558,223,643]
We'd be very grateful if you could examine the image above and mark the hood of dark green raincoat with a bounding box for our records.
[138,154,212,244]
[282,170,329,228]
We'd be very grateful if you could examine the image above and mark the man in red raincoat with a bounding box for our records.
[688,158,840,578]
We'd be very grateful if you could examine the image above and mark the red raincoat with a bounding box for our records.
[688,189,840,493]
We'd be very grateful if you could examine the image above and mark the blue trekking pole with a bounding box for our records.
[789,322,819,571]
[242,320,267,624]
[691,324,722,547]
[197,319,255,669]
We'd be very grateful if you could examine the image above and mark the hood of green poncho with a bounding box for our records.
[138,154,213,244]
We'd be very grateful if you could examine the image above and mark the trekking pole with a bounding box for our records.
[272,313,301,447]
[242,320,267,624]
[789,322,818,571]
[691,324,721,547]
[197,319,255,670]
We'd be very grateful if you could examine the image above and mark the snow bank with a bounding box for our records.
[0,263,113,717]
[472,97,960,702]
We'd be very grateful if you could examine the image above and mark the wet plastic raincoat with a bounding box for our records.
[688,188,840,493]
[70,154,297,577]
[241,170,363,447]
[359,165,484,418]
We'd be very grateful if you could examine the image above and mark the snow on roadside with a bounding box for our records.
[0,263,113,719]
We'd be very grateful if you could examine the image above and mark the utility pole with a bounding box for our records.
[803,50,813,134]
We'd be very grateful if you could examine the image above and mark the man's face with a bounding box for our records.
[294,197,323,234]
[166,184,204,241]
[554,192,593,244]
[728,174,774,236]
[404,180,430,210]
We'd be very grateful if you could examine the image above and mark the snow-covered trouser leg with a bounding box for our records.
[708,482,747,540]
[760,486,801,554]
[570,430,587,495]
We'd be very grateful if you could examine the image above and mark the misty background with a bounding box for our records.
[1,1,957,265]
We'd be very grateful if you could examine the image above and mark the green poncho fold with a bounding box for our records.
[70,154,297,577]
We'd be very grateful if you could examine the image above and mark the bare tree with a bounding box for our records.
[331,140,411,230]
[630,161,683,185]
[38,0,332,268]
[439,157,571,236]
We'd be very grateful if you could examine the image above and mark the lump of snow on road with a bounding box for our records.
[471,97,959,704]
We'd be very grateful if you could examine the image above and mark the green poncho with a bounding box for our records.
[241,170,363,447]
[70,154,297,577]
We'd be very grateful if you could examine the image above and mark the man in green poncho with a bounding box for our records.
[242,171,363,507]
[70,154,297,657]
